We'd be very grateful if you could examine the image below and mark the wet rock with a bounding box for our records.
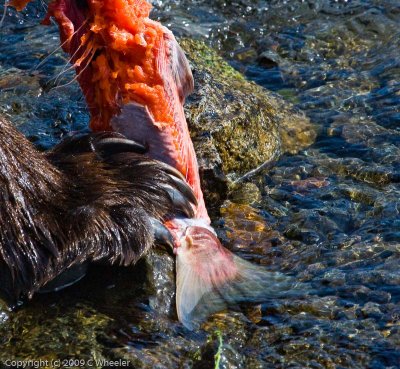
[360,302,383,320]
[0,300,9,340]
[0,301,111,364]
[180,39,316,206]
[142,249,176,318]
[228,182,262,205]
[219,201,281,256]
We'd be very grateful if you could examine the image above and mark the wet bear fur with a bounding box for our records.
[0,115,192,305]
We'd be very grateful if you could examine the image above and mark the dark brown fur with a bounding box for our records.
[0,115,189,304]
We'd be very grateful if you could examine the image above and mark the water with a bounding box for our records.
[0,1,400,368]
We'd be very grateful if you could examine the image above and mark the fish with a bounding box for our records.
[12,0,297,328]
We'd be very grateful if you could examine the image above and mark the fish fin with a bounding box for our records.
[176,226,297,330]
[163,32,194,102]
[111,102,156,139]
[111,103,179,166]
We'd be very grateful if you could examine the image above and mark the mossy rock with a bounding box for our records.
[180,39,316,207]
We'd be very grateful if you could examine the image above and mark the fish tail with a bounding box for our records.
[175,224,299,329]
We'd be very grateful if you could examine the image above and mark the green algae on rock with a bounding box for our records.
[0,303,110,367]
[180,39,316,206]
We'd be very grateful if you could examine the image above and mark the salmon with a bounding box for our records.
[13,0,295,328]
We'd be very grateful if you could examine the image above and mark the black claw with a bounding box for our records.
[38,263,89,293]
[49,131,147,158]
[95,137,147,156]
[156,161,186,182]
[150,218,175,254]
[164,185,195,218]
[169,175,198,206]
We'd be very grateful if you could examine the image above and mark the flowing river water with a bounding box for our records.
[0,1,399,368]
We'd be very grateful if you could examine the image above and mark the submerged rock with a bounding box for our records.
[180,39,316,206]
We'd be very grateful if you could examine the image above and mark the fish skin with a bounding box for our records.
[39,0,298,328]
[153,27,209,221]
